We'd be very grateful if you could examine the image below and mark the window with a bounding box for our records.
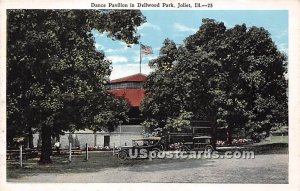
[108,82,143,89]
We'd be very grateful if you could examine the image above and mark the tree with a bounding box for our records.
[141,39,183,130]
[7,10,146,163]
[142,19,288,144]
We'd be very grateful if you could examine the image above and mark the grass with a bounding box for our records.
[7,141,289,180]
[268,135,288,144]
[251,135,289,154]
[248,143,288,155]
[216,142,288,155]
[7,152,125,178]
[6,151,179,179]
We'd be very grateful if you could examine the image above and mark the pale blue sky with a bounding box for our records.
[93,10,288,79]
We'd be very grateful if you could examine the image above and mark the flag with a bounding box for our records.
[140,44,153,55]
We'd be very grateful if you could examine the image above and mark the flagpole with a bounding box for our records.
[139,43,142,73]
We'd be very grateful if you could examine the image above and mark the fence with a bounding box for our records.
[6,143,105,167]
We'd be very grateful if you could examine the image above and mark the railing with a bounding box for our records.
[6,148,39,160]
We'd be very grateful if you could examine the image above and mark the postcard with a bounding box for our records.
[1,0,300,191]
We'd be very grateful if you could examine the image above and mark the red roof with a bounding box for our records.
[108,89,145,107]
[110,73,147,83]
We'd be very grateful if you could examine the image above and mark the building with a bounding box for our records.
[108,73,147,122]
[33,73,148,149]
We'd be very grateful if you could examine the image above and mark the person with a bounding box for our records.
[54,140,60,155]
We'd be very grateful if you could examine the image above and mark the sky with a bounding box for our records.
[93,10,288,80]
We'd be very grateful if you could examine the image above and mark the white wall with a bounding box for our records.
[32,125,146,149]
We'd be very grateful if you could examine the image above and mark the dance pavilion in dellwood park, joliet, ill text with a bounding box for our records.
[33,73,148,150]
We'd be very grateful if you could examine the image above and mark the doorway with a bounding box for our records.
[104,135,110,147]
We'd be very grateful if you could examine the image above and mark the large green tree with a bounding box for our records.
[141,19,288,143]
[141,39,184,130]
[7,9,145,163]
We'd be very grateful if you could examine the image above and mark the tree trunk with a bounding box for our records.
[210,115,217,149]
[39,126,52,164]
[28,126,34,149]
[227,126,233,145]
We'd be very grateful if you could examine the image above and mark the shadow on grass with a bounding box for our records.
[217,143,288,155]
[7,152,190,179]
[7,143,288,179]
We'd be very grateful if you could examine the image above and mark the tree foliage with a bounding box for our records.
[141,19,288,142]
[7,9,145,163]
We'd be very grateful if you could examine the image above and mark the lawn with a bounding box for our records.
[6,151,176,179]
[7,152,125,179]
[261,135,288,144]
[269,135,288,143]
[7,141,289,180]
